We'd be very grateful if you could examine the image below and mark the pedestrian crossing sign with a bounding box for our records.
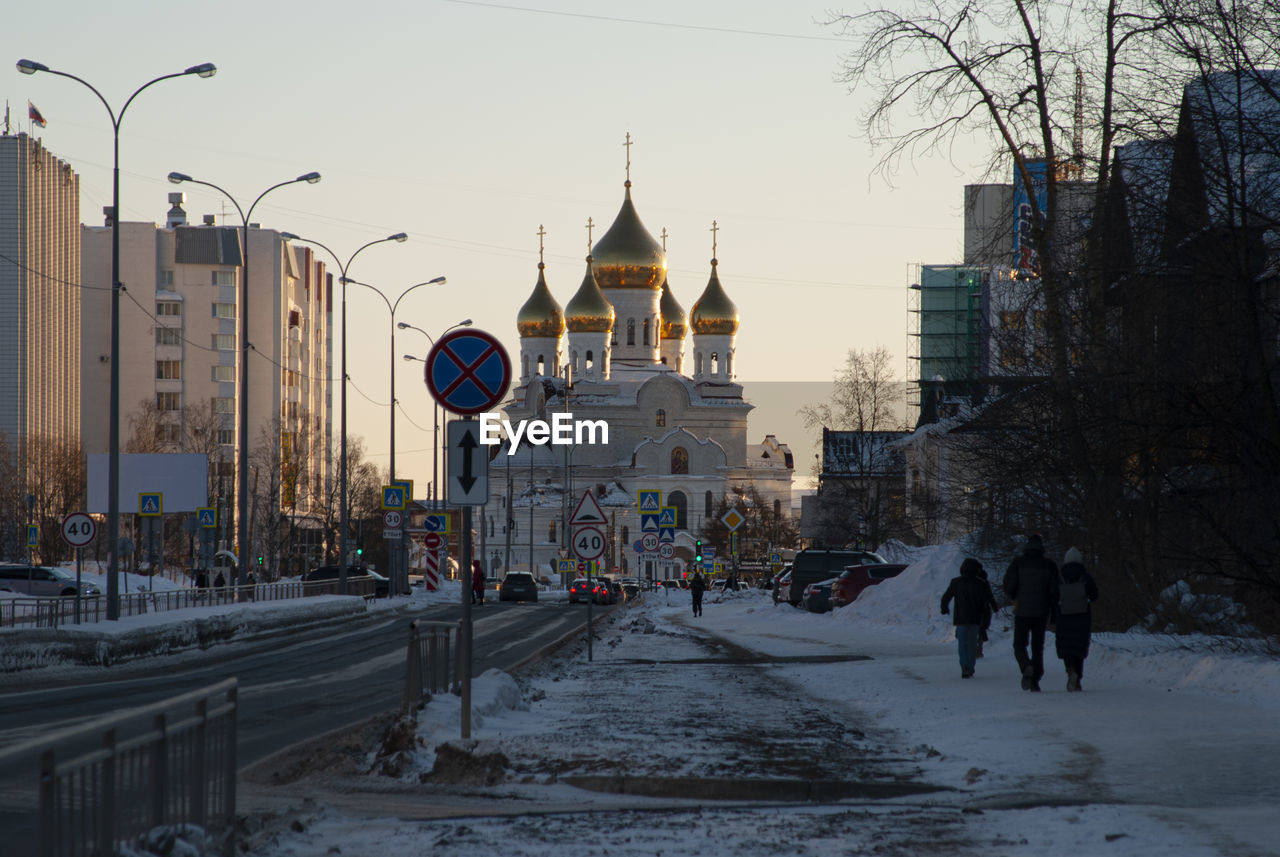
[637,490,661,513]
[197,507,217,528]
[557,559,576,573]
[658,507,676,528]
[26,525,38,547]
[382,485,406,510]
[139,493,163,517]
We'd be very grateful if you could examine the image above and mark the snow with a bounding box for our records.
[15,545,1280,855]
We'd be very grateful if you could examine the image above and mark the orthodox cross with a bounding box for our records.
[710,220,719,258]
[624,132,632,183]
[537,224,546,266]
[585,216,595,254]
[660,226,668,252]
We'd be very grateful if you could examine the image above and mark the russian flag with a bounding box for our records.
[28,101,47,128]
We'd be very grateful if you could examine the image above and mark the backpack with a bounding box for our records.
[1058,572,1090,615]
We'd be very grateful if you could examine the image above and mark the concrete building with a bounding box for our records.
[0,132,81,456]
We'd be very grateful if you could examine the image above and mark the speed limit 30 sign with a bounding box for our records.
[572,526,606,560]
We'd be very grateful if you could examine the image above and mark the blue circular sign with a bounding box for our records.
[424,328,512,415]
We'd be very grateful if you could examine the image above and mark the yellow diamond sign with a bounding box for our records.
[721,507,744,531]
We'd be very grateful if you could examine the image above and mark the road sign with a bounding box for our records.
[640,512,660,533]
[424,328,512,416]
[423,532,443,551]
[384,510,403,529]
[721,507,745,531]
[658,507,676,528]
[26,524,39,547]
[423,514,450,533]
[658,527,674,544]
[660,543,674,559]
[393,478,413,503]
[60,512,96,547]
[569,489,607,527]
[557,558,576,573]
[641,533,659,552]
[197,507,217,528]
[637,490,661,513]
[770,552,782,565]
[138,493,162,517]
[447,420,489,505]
[573,526,606,560]
[705,545,716,559]
[381,485,406,510]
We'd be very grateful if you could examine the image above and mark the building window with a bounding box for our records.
[537,355,546,376]
[668,490,688,530]
[217,429,234,445]
[155,423,181,444]
[656,409,666,427]
[213,334,236,351]
[642,318,650,346]
[695,352,703,375]
[711,352,719,375]
[1033,310,1046,330]
[548,520,557,543]
[585,350,594,371]
[1000,346,1027,369]
[155,328,181,346]
[212,397,235,414]
[671,447,688,475]
[1000,310,1025,330]
[212,302,236,319]
[156,301,182,317]
[156,392,181,411]
[212,270,236,286]
[705,491,714,517]
[156,360,181,380]
[211,365,235,382]
[159,269,175,286]
[626,318,635,346]
[621,526,629,544]
[522,354,529,377]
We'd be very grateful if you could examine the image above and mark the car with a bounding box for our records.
[802,576,838,613]
[498,571,539,602]
[618,577,642,598]
[711,579,749,593]
[659,579,687,591]
[771,568,793,605]
[830,563,909,608]
[0,564,101,597]
[305,565,390,598]
[570,578,612,604]
[605,578,624,604]
[787,549,888,606]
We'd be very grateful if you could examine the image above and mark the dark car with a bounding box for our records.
[830,563,909,608]
[498,571,539,602]
[802,577,838,613]
[305,565,389,598]
[569,578,594,604]
[787,549,888,606]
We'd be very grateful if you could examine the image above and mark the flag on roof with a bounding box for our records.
[28,101,47,128]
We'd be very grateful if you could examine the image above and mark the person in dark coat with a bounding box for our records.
[976,566,994,658]
[690,572,706,617]
[941,558,1000,678]
[1054,547,1100,692]
[1002,534,1059,692]
[471,560,485,606]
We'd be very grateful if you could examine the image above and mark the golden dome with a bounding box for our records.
[591,183,666,290]
[565,257,615,333]
[658,274,687,340]
[690,259,739,335]
[516,263,565,339]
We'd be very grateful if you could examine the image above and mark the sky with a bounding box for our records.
[6,1,992,489]
[9,540,1278,856]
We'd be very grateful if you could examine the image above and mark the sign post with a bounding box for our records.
[61,512,96,624]
[570,488,608,662]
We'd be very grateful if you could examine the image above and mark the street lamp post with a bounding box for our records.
[167,172,320,587]
[399,319,472,511]
[16,58,216,619]
[345,277,447,595]
[280,232,407,593]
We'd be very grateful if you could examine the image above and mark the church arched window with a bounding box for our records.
[548,519,557,542]
[671,447,688,475]
[571,350,579,376]
[725,350,732,378]
[522,354,529,378]
[621,525,629,544]
[627,318,635,346]
[705,491,714,517]
[695,352,703,375]
[642,318,650,346]
[656,409,666,427]
[537,354,546,375]
[585,350,594,371]
[711,352,719,375]
[668,490,688,530]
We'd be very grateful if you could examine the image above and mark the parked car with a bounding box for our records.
[569,578,594,604]
[618,577,642,598]
[606,578,624,604]
[802,577,839,613]
[0,564,101,597]
[771,568,793,605]
[787,549,888,606]
[830,564,910,608]
[305,565,389,598]
[498,571,539,602]
[711,579,749,593]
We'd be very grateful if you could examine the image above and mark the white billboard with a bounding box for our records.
[86,454,210,514]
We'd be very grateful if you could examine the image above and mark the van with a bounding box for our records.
[0,564,102,597]
[786,549,887,606]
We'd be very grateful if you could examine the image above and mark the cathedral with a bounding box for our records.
[483,152,793,581]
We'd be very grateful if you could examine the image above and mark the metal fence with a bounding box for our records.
[0,678,240,857]
[403,619,462,714]
[0,577,377,629]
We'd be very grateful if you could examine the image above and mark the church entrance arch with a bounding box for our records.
[668,490,688,530]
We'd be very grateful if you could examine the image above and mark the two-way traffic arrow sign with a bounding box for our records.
[447,420,489,505]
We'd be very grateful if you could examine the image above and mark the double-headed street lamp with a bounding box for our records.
[17,58,216,619]
[280,232,408,592]
[344,277,447,595]
[167,172,321,586]
[400,319,472,508]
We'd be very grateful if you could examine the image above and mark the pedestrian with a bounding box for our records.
[976,565,993,659]
[1002,534,1059,691]
[1054,547,1099,692]
[471,560,485,606]
[213,570,226,589]
[690,571,706,617]
[940,558,999,678]
[195,569,209,589]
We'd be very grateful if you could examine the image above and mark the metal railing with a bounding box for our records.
[403,619,462,714]
[0,577,377,629]
[0,679,239,857]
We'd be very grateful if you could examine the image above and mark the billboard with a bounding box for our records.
[1013,159,1048,274]
[86,454,209,514]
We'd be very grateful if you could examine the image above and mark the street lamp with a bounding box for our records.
[167,171,321,587]
[399,318,472,508]
[344,276,447,595]
[17,58,216,619]
[280,231,408,593]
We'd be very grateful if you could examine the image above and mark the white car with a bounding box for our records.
[0,564,102,597]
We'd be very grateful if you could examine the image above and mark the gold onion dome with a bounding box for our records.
[659,274,687,340]
[590,182,666,290]
[565,257,615,333]
[516,263,565,338]
[690,259,739,335]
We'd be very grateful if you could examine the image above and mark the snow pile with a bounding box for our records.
[1142,580,1258,636]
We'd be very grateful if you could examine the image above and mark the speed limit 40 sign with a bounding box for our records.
[572,526,606,560]
[61,512,96,547]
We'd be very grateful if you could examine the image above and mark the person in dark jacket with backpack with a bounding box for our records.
[941,558,1000,678]
[1054,547,1099,692]
[1002,534,1059,691]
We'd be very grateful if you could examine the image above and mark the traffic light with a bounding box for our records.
[256,555,264,566]
[694,540,702,563]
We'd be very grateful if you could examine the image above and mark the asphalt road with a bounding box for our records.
[0,595,612,853]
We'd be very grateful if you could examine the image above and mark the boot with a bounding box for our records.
[1021,664,1034,691]
[1067,670,1082,692]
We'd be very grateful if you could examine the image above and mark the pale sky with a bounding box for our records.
[8,0,990,490]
